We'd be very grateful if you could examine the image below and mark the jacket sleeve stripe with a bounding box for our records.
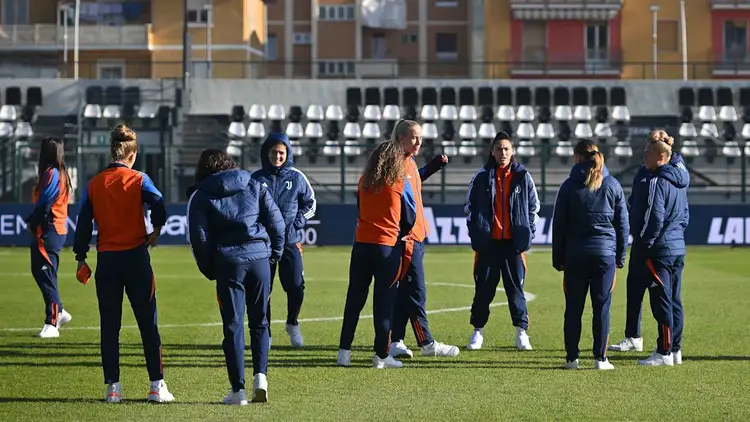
[527,173,540,227]
[291,167,317,219]
[640,177,658,238]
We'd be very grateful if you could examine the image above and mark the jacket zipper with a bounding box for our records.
[500,172,506,240]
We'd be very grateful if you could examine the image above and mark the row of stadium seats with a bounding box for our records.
[82,85,161,120]
[0,86,43,125]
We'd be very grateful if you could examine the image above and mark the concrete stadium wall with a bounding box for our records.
[2,78,750,118]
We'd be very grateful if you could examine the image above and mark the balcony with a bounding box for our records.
[710,0,750,9]
[712,48,750,76]
[358,59,399,78]
[510,48,622,77]
[0,24,151,50]
[510,0,622,19]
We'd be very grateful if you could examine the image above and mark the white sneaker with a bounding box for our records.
[37,324,59,338]
[285,324,304,348]
[673,350,683,365]
[466,328,484,350]
[105,382,122,403]
[336,349,351,367]
[147,379,175,403]
[421,341,460,357]
[638,351,674,367]
[222,388,248,406]
[595,358,615,370]
[564,359,579,370]
[373,354,403,369]
[515,328,532,351]
[252,373,268,403]
[608,337,643,352]
[57,309,72,328]
[388,340,413,358]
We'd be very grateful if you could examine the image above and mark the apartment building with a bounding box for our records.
[264,0,476,79]
[484,0,750,80]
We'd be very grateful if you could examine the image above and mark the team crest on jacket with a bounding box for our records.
[286,181,293,190]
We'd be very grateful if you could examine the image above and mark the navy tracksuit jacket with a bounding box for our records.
[73,163,167,385]
[26,167,69,326]
[626,154,690,355]
[552,164,629,361]
[464,159,540,331]
[251,133,316,331]
[187,168,284,392]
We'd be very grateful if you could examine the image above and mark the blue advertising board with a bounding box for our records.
[1,203,749,247]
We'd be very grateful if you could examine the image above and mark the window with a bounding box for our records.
[435,33,457,60]
[435,0,458,6]
[266,34,278,60]
[585,23,609,62]
[402,33,418,44]
[2,0,29,25]
[293,32,312,45]
[372,34,387,59]
[724,20,748,61]
[318,5,355,21]
[318,60,356,76]
[187,0,211,24]
[97,61,125,80]
[657,20,679,53]
[522,21,546,63]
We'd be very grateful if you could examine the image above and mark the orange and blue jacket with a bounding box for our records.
[354,176,417,247]
[403,154,445,242]
[73,163,166,261]
[27,167,69,236]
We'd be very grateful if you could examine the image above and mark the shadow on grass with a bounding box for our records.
[0,397,228,405]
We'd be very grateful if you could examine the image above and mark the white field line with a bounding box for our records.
[0,283,536,333]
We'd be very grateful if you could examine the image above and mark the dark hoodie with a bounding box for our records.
[251,133,316,245]
[629,153,690,258]
[464,153,540,253]
[186,168,285,280]
[552,163,630,270]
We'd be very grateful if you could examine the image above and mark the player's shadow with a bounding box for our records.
[0,397,227,405]
[606,354,750,362]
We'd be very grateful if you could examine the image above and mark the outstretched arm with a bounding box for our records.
[419,154,448,182]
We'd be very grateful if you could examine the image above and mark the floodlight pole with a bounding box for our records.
[74,0,80,80]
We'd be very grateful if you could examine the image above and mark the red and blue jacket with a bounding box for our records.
[27,167,69,236]
[73,163,166,261]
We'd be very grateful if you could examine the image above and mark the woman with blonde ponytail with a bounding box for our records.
[611,130,690,368]
[552,139,629,370]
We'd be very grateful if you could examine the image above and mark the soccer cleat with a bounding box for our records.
[336,349,351,367]
[373,354,403,369]
[564,359,579,370]
[147,379,175,403]
[252,373,268,403]
[37,324,59,338]
[466,328,484,350]
[57,309,72,328]
[421,341,460,357]
[608,337,643,352]
[285,324,304,348]
[638,351,674,367]
[222,388,248,406]
[673,350,683,365]
[105,382,122,403]
[594,358,615,370]
[388,340,414,358]
[515,328,532,351]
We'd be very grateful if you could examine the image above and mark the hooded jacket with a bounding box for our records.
[464,154,540,253]
[629,153,690,258]
[187,168,285,280]
[251,133,317,246]
[552,163,629,269]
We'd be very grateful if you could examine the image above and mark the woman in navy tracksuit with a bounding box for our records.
[187,149,285,405]
[26,137,73,338]
[552,139,629,370]
[627,131,689,367]
[251,133,316,349]
[609,131,689,359]
[464,131,540,351]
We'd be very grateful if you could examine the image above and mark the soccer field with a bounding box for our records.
[0,246,748,421]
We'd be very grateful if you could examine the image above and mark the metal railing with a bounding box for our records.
[1,140,747,205]
[0,24,151,47]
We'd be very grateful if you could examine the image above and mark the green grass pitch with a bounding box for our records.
[0,246,748,421]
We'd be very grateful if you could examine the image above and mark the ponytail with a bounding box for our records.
[574,139,604,191]
[584,150,604,192]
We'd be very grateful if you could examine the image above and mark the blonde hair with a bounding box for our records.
[361,140,407,193]
[110,124,138,161]
[390,119,419,142]
[574,139,604,192]
[648,129,674,157]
